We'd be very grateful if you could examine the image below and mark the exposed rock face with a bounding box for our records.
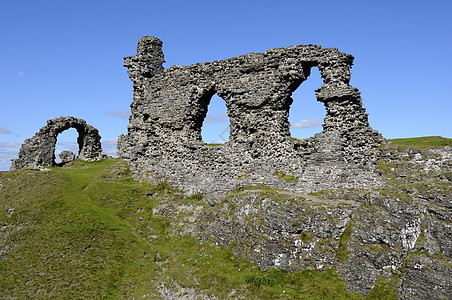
[11,117,106,170]
[190,144,451,297]
[118,36,383,196]
[58,151,76,165]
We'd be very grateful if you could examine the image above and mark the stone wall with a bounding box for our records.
[11,117,106,170]
[118,37,384,195]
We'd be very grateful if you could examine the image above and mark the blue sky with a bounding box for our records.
[1,0,451,170]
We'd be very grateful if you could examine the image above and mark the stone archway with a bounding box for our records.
[118,36,383,195]
[11,117,106,170]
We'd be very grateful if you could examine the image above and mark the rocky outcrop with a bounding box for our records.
[187,144,451,297]
[11,117,106,170]
[118,36,383,196]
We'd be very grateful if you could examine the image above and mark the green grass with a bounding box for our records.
[0,159,159,298]
[275,170,298,183]
[335,223,352,263]
[390,136,452,147]
[0,158,394,299]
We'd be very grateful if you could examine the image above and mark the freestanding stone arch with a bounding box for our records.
[118,36,383,195]
[11,117,106,170]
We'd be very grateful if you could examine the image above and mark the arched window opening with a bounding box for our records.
[201,94,230,145]
[55,128,79,163]
[289,67,325,139]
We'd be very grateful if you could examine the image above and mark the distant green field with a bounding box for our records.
[390,136,452,147]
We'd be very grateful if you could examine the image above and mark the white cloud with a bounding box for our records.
[0,150,19,159]
[102,137,118,145]
[291,117,322,128]
[101,138,118,157]
[0,142,21,148]
[0,128,12,134]
[0,149,19,171]
[18,72,24,76]
[0,143,20,171]
[55,142,79,154]
[0,161,12,171]
[204,111,229,123]
[105,110,131,120]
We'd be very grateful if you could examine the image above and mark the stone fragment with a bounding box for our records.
[58,150,76,164]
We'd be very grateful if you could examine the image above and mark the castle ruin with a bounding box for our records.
[118,37,384,195]
[11,117,106,170]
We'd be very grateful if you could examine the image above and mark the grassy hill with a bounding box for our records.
[390,136,452,147]
[0,159,402,299]
[2,136,451,298]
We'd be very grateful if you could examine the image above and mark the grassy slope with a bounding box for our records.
[390,136,452,147]
[4,153,431,298]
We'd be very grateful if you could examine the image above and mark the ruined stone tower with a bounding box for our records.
[118,36,383,195]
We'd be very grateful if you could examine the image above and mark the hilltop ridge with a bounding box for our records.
[1,139,451,299]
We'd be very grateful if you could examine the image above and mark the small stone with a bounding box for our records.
[59,151,76,164]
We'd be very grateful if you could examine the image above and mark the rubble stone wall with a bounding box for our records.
[11,117,105,170]
[118,37,384,195]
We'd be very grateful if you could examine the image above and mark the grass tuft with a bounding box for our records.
[275,170,298,183]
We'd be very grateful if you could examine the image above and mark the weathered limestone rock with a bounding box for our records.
[58,150,76,165]
[191,145,452,297]
[119,36,384,195]
[11,117,106,170]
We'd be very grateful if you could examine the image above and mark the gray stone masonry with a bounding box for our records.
[118,36,384,195]
[58,150,76,165]
[11,117,106,170]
